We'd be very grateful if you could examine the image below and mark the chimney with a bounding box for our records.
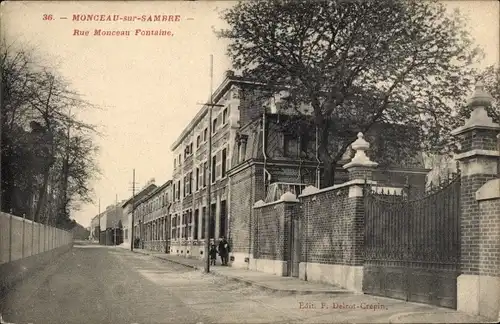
[224,70,235,78]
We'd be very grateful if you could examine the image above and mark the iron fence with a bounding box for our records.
[0,212,73,265]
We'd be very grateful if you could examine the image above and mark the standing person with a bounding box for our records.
[209,243,218,266]
[218,236,230,266]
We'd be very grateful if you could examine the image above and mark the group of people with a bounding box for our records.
[209,236,231,266]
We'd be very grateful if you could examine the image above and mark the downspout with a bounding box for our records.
[262,112,271,190]
[298,133,303,183]
[315,126,321,189]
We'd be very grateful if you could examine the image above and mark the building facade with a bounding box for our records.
[135,180,172,252]
[121,179,158,248]
[167,71,429,263]
[89,215,99,242]
[225,83,430,269]
[169,70,242,259]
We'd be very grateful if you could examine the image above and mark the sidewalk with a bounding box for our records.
[120,246,494,323]
[127,247,349,295]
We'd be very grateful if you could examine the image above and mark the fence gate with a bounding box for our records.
[363,174,461,309]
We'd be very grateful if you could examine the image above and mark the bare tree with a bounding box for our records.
[1,41,100,226]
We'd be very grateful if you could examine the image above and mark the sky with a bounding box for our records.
[1,0,498,228]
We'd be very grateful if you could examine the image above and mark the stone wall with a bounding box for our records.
[251,198,299,276]
[299,186,363,267]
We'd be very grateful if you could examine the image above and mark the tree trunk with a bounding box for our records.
[317,119,337,188]
[34,164,51,222]
[58,156,69,225]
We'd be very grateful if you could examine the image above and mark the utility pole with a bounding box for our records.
[200,55,225,273]
[114,194,118,246]
[98,198,101,245]
[131,169,136,251]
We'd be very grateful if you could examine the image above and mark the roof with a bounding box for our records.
[170,74,267,151]
[121,183,158,208]
[136,180,172,205]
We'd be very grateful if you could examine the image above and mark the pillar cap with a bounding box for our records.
[301,185,320,196]
[253,200,265,208]
[280,191,299,202]
[343,132,378,169]
[452,83,499,136]
[467,82,493,108]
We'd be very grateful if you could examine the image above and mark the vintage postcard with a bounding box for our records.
[0,0,499,323]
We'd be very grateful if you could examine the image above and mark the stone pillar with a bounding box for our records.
[451,83,500,320]
[341,132,378,291]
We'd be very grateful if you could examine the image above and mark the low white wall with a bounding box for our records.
[457,274,500,320]
[0,212,73,265]
[248,258,287,276]
[299,262,363,292]
[230,252,250,269]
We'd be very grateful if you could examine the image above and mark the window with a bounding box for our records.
[188,172,192,195]
[187,210,193,238]
[212,118,217,133]
[171,215,176,240]
[194,209,199,240]
[195,167,200,191]
[172,183,176,201]
[203,128,208,141]
[209,203,216,239]
[183,173,192,197]
[196,135,201,148]
[176,180,181,200]
[201,207,206,239]
[222,108,228,124]
[178,154,181,165]
[211,155,216,183]
[283,133,299,157]
[174,158,176,168]
[177,215,182,238]
[184,143,193,159]
[203,162,207,187]
[221,148,227,178]
[300,135,309,155]
[220,200,227,238]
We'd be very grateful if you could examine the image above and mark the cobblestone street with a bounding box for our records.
[1,243,490,324]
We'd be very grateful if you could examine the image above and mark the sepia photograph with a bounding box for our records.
[0,0,499,323]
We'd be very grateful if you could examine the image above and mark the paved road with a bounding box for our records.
[0,242,449,324]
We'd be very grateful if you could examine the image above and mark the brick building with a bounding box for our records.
[168,70,242,258]
[122,179,158,248]
[236,83,500,321]
[135,180,172,252]
[167,71,429,263]
[227,90,430,269]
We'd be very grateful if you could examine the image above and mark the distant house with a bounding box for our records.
[121,179,158,248]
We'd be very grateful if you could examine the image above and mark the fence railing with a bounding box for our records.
[0,212,73,265]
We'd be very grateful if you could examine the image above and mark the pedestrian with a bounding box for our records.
[218,236,230,266]
[209,243,217,266]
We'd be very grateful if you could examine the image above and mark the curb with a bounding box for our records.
[387,311,494,324]
[131,249,352,296]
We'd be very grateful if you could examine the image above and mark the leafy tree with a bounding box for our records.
[218,0,483,187]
